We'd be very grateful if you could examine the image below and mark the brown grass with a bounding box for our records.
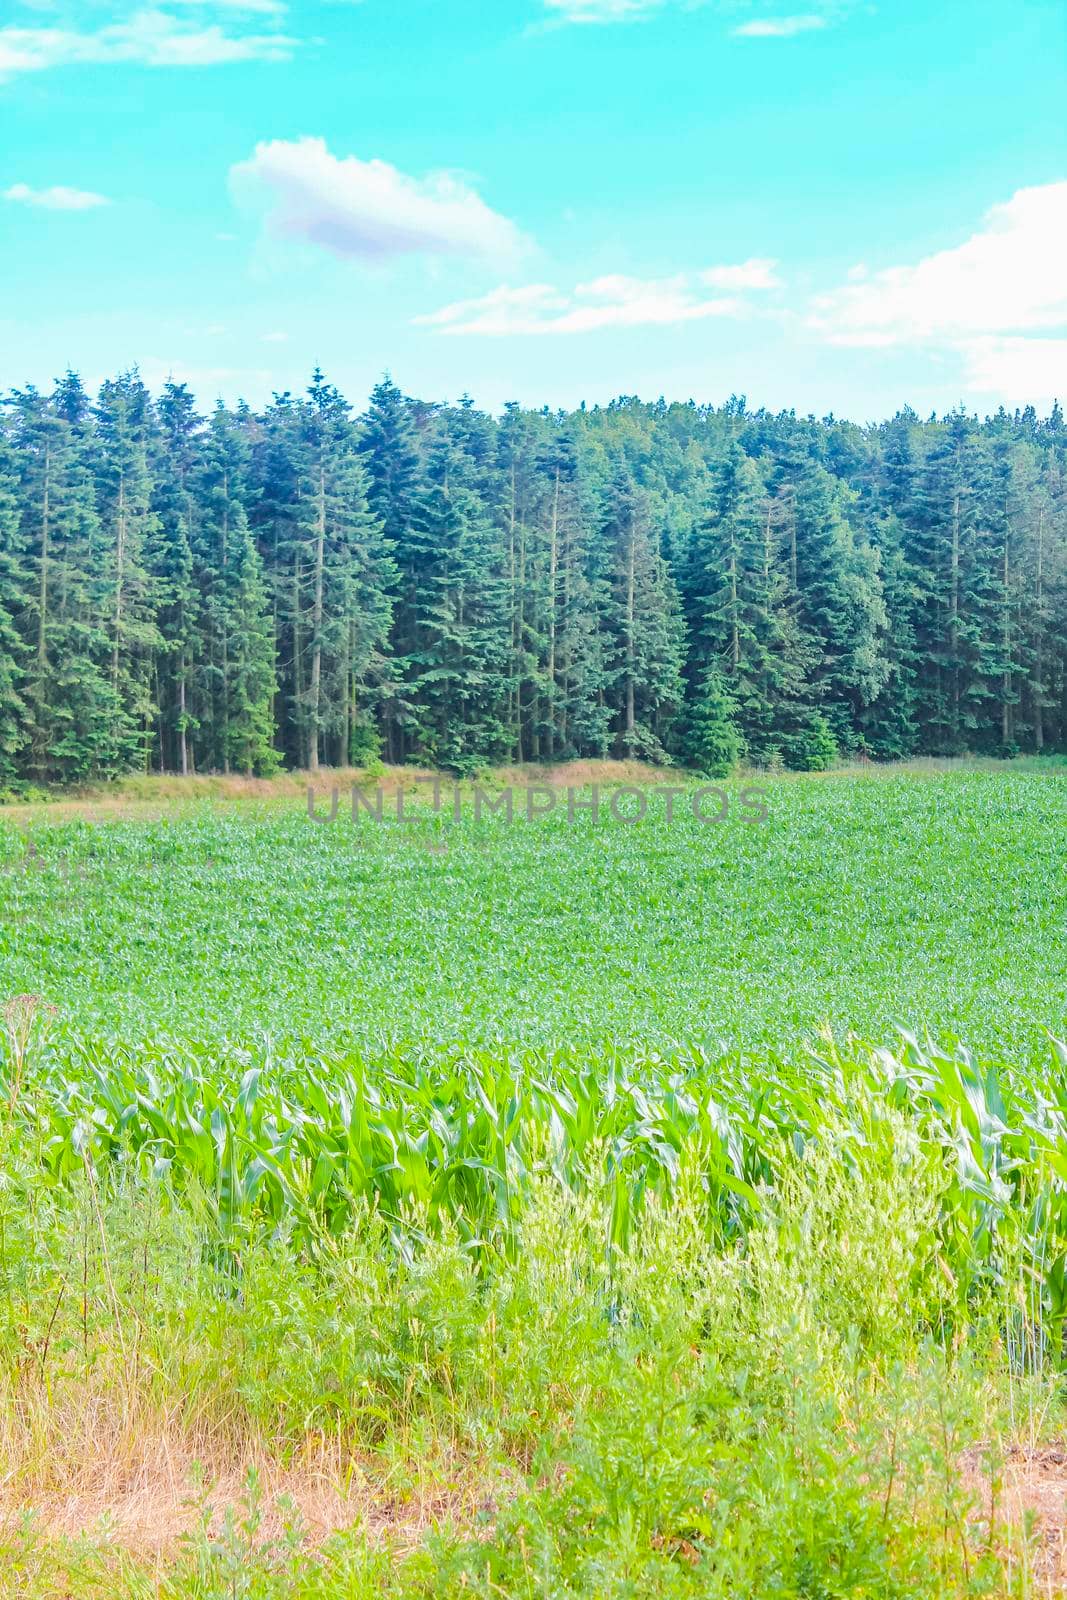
[0,759,702,826]
[963,1444,1067,1592]
[0,1383,502,1562]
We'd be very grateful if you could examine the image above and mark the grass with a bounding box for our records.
[2,764,1067,1596]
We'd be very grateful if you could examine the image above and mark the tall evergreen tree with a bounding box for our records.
[0,417,28,783]
[599,461,685,760]
[1,371,1066,782]
[362,377,422,761]
[223,507,278,775]
[12,377,125,782]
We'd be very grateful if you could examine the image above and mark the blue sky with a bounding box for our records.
[2,0,1065,419]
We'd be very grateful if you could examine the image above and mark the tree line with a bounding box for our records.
[0,368,1065,787]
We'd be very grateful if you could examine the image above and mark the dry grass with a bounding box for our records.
[0,759,696,825]
[963,1444,1067,1593]
[0,1381,502,1562]
[4,755,1057,828]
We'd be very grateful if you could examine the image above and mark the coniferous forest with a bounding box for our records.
[1,367,1065,787]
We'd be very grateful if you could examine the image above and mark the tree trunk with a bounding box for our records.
[1001,527,1011,745]
[625,512,636,744]
[308,463,326,773]
[220,480,230,774]
[112,473,126,692]
[547,467,559,759]
[292,555,304,770]
[178,660,189,777]
[1034,509,1045,752]
[33,445,51,776]
[730,547,740,671]
[950,486,961,742]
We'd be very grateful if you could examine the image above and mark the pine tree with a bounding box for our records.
[787,463,889,748]
[289,371,395,770]
[680,661,742,775]
[599,461,685,761]
[495,402,549,761]
[94,371,162,769]
[3,371,1067,781]
[153,382,203,774]
[194,401,256,772]
[860,512,920,757]
[224,508,278,775]
[535,428,580,759]
[0,416,28,784]
[362,376,422,761]
[399,413,510,769]
[12,377,124,782]
[684,443,810,762]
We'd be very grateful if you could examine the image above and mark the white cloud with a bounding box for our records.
[4,181,110,211]
[541,0,663,19]
[230,136,523,262]
[811,182,1067,345]
[0,9,295,76]
[540,0,849,26]
[261,330,289,342]
[701,256,780,289]
[415,273,745,336]
[809,181,1067,405]
[732,14,827,35]
[171,0,286,13]
[959,337,1067,405]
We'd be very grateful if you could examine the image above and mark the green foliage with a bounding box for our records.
[2,379,1065,786]
[8,770,1064,1064]
[0,1067,1037,1598]
[680,660,743,775]
[0,774,1062,1596]
[782,709,838,770]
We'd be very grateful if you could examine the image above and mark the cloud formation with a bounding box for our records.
[170,0,287,12]
[810,181,1067,399]
[540,0,663,20]
[960,336,1067,402]
[4,182,110,211]
[732,14,827,36]
[0,8,295,76]
[701,257,780,289]
[541,0,848,26]
[812,182,1067,345]
[230,137,523,262]
[413,268,775,336]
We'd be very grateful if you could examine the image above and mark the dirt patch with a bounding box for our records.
[963,1444,1067,1588]
[0,1435,501,1563]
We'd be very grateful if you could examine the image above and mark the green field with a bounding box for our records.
[4,769,1067,1058]
[3,768,1067,1597]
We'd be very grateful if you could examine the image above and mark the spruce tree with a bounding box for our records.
[194,401,256,772]
[599,461,685,761]
[787,463,889,748]
[224,508,278,776]
[680,661,742,775]
[94,371,162,769]
[684,443,810,762]
[12,377,123,782]
[291,371,394,769]
[0,417,28,784]
[362,377,422,760]
[153,382,203,774]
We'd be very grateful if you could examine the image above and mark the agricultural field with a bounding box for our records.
[2,764,1067,1597]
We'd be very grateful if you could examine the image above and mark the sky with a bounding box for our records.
[1,0,1065,421]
